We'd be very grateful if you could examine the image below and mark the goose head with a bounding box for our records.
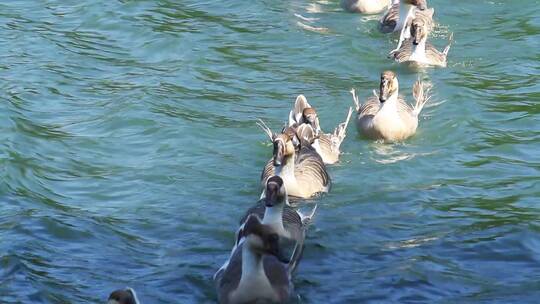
[301,107,320,134]
[379,71,399,103]
[243,215,282,259]
[411,18,428,45]
[264,176,287,208]
[272,132,296,167]
[404,0,427,10]
[108,288,139,304]
[281,125,301,151]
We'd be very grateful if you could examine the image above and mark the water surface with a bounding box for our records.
[1,0,540,303]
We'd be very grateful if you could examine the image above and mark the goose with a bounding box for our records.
[341,0,391,14]
[214,215,292,304]
[259,120,330,199]
[351,71,431,142]
[379,0,428,34]
[389,7,434,55]
[391,15,452,67]
[107,288,139,304]
[288,95,352,165]
[237,176,316,274]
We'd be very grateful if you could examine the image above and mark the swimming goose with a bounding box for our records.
[351,71,431,142]
[215,215,292,304]
[341,0,391,14]
[237,176,316,274]
[379,0,428,33]
[288,95,352,165]
[108,288,139,304]
[389,7,434,55]
[259,120,330,199]
[391,16,452,67]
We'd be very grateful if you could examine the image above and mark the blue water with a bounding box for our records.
[1,0,539,303]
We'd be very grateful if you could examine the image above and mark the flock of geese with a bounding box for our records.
[106,0,451,303]
[345,0,451,67]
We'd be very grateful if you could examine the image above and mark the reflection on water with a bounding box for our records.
[385,236,440,250]
[372,143,416,164]
[370,143,438,164]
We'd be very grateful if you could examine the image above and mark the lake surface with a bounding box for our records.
[1,0,539,303]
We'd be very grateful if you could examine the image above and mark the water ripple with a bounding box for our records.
[0,0,539,303]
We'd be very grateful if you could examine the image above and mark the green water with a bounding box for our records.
[1,0,539,303]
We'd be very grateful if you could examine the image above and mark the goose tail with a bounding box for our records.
[350,89,361,112]
[331,107,353,150]
[412,80,432,117]
[288,204,317,276]
[288,94,312,126]
[299,203,318,226]
[443,32,453,57]
[287,241,304,276]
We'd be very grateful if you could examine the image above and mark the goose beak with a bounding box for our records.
[379,77,392,103]
[273,151,283,166]
[273,142,284,166]
[265,189,278,207]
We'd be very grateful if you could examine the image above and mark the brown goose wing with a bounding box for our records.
[263,255,291,302]
[379,3,399,33]
[317,134,334,157]
[396,95,418,128]
[215,246,242,304]
[359,95,381,118]
[416,8,434,30]
[393,39,414,63]
[260,158,275,186]
[295,145,330,189]
[426,43,447,64]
